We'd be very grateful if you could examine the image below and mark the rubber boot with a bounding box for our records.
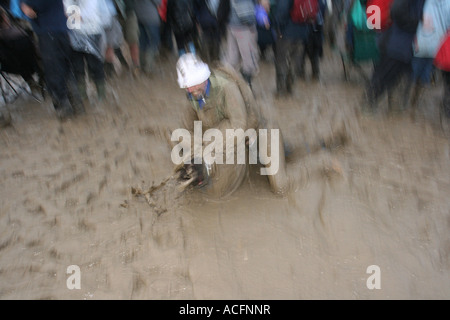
[0,108,11,128]
[95,80,106,101]
[311,60,320,82]
[55,97,75,120]
[104,62,115,78]
[77,80,88,101]
[276,74,289,97]
[143,50,158,75]
[241,72,252,90]
[410,83,424,108]
[68,80,85,115]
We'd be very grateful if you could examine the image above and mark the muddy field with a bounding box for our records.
[0,38,449,300]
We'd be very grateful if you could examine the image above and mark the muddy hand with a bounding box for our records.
[177,164,199,192]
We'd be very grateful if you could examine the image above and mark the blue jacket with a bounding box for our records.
[22,0,68,34]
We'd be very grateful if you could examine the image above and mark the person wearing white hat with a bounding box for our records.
[173,53,290,198]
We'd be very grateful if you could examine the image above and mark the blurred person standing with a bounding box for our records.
[103,0,125,78]
[121,0,141,77]
[21,0,84,120]
[364,0,426,113]
[134,0,162,75]
[255,0,276,61]
[167,0,197,56]
[64,0,113,103]
[194,0,228,63]
[297,0,326,81]
[409,0,450,108]
[221,0,259,88]
[273,0,311,96]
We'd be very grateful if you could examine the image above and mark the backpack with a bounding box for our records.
[366,0,394,31]
[231,0,256,26]
[434,32,450,71]
[290,0,319,24]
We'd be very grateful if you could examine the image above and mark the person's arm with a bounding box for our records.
[21,0,52,16]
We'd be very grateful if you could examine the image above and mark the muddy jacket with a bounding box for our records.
[179,66,258,198]
[182,66,289,197]
[185,66,259,138]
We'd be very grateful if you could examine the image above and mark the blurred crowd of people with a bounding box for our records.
[0,0,448,125]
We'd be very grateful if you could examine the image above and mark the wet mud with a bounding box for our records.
[0,40,449,299]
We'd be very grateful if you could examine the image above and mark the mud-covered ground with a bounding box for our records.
[0,36,449,300]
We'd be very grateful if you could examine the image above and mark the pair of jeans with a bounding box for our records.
[72,50,105,84]
[138,23,160,56]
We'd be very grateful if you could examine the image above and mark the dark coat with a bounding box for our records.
[382,0,425,63]
[167,0,195,35]
[273,0,309,41]
[194,0,218,29]
[194,0,230,37]
[21,0,68,34]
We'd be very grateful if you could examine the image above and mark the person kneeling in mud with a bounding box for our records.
[170,53,290,199]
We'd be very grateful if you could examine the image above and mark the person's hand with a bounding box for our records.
[21,3,37,19]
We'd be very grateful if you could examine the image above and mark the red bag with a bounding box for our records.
[158,0,168,22]
[434,33,450,72]
[366,0,394,31]
[290,0,319,24]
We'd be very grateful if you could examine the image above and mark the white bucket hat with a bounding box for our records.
[176,53,211,88]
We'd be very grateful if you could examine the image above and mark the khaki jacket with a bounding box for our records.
[181,65,288,197]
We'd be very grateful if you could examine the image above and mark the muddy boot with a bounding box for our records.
[275,74,287,97]
[104,62,115,78]
[311,68,320,82]
[276,74,291,97]
[143,50,157,75]
[63,80,87,118]
[286,71,293,94]
[362,85,376,114]
[311,58,320,82]
[410,83,425,108]
[68,81,85,115]
[387,89,398,113]
[0,108,11,127]
[445,97,450,119]
[387,80,408,113]
[55,98,75,121]
[77,80,88,102]
[95,80,106,101]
